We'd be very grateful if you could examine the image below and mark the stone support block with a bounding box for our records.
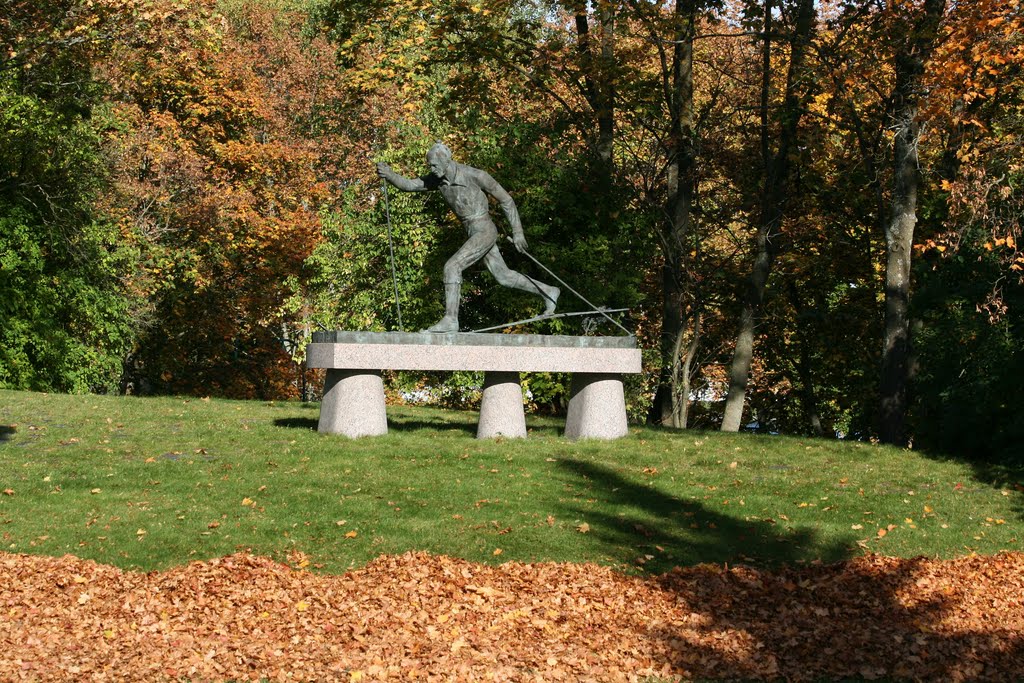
[318,369,388,438]
[564,373,628,440]
[477,372,527,439]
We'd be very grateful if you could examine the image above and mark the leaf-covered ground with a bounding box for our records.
[1,551,1022,681]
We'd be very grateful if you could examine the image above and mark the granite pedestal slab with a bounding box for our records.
[307,331,641,440]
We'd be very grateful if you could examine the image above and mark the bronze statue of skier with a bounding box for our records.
[376,142,559,333]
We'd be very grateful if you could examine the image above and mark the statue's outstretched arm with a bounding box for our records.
[476,169,527,252]
[376,162,430,192]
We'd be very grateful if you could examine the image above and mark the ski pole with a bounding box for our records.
[509,237,633,336]
[381,179,404,331]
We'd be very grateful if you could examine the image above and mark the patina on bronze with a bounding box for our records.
[376,142,559,333]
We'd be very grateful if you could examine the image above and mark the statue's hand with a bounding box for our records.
[512,233,528,253]
[375,162,393,180]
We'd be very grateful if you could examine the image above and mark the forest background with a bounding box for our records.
[2,0,1021,461]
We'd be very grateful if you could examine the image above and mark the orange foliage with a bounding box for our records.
[99,0,348,398]
[925,0,1023,274]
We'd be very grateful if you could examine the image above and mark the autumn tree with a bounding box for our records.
[908,0,1024,458]
[719,0,818,432]
[101,0,336,398]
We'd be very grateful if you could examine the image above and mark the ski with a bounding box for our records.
[470,308,630,334]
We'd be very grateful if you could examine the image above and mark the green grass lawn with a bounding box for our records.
[1,389,1020,575]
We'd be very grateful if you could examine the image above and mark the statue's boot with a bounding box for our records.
[423,283,461,333]
[539,283,560,316]
[514,274,559,316]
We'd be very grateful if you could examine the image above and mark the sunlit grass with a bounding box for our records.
[1,389,1020,574]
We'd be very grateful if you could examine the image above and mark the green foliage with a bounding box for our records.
[0,26,140,394]
[911,235,1024,464]
[0,210,136,393]
[300,138,447,337]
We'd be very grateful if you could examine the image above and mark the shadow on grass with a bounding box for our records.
[271,415,480,436]
[388,418,477,435]
[959,457,1024,523]
[0,425,14,443]
[556,460,1024,680]
[273,418,318,431]
[389,414,564,437]
[554,459,852,573]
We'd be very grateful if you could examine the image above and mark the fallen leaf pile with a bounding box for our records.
[1,550,1022,681]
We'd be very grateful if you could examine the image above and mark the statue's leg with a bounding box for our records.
[424,230,495,333]
[484,246,560,315]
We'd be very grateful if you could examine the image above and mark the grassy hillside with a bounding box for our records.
[1,390,1020,574]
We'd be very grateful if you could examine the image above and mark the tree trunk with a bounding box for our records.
[596,0,615,171]
[721,0,815,431]
[878,115,919,444]
[788,282,824,436]
[877,0,946,445]
[720,249,771,431]
[650,0,697,427]
[678,307,702,428]
[574,2,615,204]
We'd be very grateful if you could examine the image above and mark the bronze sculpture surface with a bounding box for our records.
[377,142,559,333]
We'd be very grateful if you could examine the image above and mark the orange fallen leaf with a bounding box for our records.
[0,548,1021,680]
[344,531,358,538]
